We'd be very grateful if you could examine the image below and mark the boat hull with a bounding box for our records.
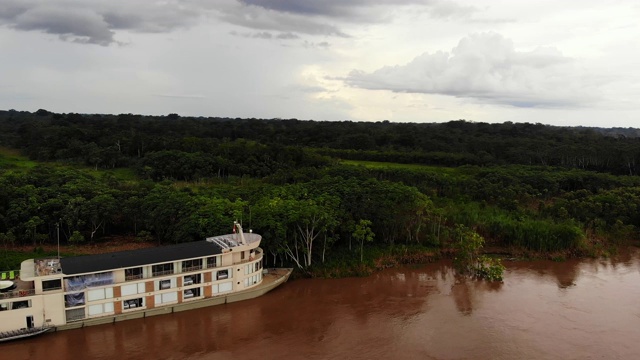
[55,268,292,331]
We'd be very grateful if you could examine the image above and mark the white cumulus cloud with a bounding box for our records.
[346,32,599,108]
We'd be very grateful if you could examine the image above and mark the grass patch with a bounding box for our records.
[340,159,460,174]
[0,147,38,170]
[0,146,140,181]
[85,167,139,181]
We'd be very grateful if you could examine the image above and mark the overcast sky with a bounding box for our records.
[1,0,638,127]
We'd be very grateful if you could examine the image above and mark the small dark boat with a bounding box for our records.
[0,327,53,343]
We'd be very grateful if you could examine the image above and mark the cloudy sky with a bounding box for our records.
[1,0,639,127]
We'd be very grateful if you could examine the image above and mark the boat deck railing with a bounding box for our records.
[125,273,144,281]
[0,288,36,300]
[182,265,203,272]
[234,249,263,266]
[151,269,175,277]
[206,233,261,249]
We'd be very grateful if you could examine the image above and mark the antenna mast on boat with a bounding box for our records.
[233,220,247,245]
[57,220,60,260]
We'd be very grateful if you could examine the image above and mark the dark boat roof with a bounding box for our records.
[59,240,223,276]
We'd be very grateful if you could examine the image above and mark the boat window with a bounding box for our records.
[244,274,260,287]
[125,267,143,281]
[65,308,85,322]
[155,291,178,305]
[216,269,229,280]
[123,298,143,310]
[12,300,31,309]
[206,256,218,268]
[121,283,145,296]
[65,292,85,307]
[87,287,114,302]
[183,287,201,299]
[42,279,62,291]
[88,302,114,316]
[159,279,171,290]
[183,274,201,286]
[218,281,232,292]
[64,272,114,292]
[182,259,202,272]
[152,263,174,277]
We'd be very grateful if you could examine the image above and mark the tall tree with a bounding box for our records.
[352,219,374,262]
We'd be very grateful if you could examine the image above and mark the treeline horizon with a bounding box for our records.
[1,109,639,271]
[2,109,640,177]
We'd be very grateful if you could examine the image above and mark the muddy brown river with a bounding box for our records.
[3,249,640,359]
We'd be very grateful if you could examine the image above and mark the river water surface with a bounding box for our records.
[3,249,640,359]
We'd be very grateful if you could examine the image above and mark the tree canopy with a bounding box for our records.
[1,110,639,273]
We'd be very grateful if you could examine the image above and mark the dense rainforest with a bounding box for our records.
[1,109,639,274]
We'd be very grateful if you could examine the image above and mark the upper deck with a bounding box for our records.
[206,232,261,250]
[0,276,35,300]
[2,222,261,300]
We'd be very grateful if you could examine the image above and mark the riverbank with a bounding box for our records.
[304,245,445,279]
[4,237,636,280]
[303,239,640,279]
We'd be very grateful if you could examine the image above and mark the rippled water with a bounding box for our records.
[4,249,640,360]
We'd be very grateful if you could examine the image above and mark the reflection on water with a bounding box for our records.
[3,248,640,360]
[451,277,503,316]
[509,258,581,289]
[451,280,473,315]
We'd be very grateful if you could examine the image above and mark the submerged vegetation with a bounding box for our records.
[1,110,639,278]
[452,225,505,281]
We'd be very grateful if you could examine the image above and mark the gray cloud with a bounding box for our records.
[238,0,475,20]
[220,0,478,41]
[229,30,301,41]
[14,6,114,45]
[239,0,385,17]
[0,0,198,45]
[276,32,299,40]
[218,1,475,40]
[346,33,598,108]
[152,94,206,100]
[253,31,273,39]
[303,41,331,49]
[217,4,349,38]
[0,0,475,45]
